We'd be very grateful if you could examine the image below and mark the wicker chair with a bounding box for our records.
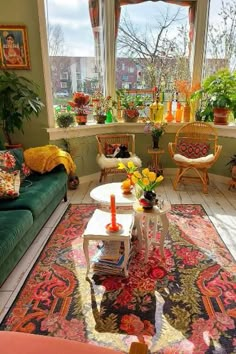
[168,122,222,194]
[96,134,142,182]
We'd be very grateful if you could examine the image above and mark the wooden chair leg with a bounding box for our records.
[99,170,104,183]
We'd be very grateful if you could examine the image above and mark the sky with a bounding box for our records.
[45,0,227,57]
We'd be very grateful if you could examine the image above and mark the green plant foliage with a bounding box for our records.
[0,71,44,145]
[56,112,75,128]
[116,89,149,109]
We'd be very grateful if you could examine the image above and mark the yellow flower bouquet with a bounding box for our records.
[117,161,138,194]
[131,168,164,192]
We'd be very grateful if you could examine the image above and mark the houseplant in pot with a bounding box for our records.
[191,69,236,125]
[0,71,44,147]
[116,89,147,122]
[68,92,90,125]
[91,90,115,124]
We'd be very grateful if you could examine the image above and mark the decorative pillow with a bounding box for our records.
[0,148,31,181]
[0,170,20,199]
[104,143,120,157]
[176,141,210,159]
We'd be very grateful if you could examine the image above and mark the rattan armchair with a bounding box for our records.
[168,122,222,193]
[96,134,142,182]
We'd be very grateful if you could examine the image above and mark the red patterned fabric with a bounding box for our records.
[104,143,120,156]
[176,141,210,158]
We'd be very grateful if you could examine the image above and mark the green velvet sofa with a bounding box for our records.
[0,167,68,286]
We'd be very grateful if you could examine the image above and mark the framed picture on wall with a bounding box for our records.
[0,25,30,70]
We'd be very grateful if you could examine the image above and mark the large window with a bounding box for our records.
[204,0,236,78]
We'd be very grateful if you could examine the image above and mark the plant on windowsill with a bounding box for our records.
[68,92,90,125]
[0,71,44,147]
[116,89,148,122]
[56,112,75,128]
[191,69,236,125]
[91,90,116,124]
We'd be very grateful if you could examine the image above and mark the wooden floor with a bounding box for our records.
[0,174,235,322]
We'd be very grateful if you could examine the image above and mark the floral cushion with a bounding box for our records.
[0,149,31,181]
[176,141,210,159]
[0,170,20,199]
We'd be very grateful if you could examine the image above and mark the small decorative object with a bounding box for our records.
[106,194,122,232]
[68,175,79,190]
[164,101,174,122]
[144,121,167,150]
[131,168,164,210]
[92,90,116,124]
[149,90,164,123]
[0,25,30,70]
[68,92,90,125]
[105,110,113,123]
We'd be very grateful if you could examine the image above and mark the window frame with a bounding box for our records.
[38,0,210,128]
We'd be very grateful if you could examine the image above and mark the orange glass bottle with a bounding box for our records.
[165,101,174,122]
[175,102,183,123]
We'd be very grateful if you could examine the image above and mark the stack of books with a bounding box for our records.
[92,241,132,275]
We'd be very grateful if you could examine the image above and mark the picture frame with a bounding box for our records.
[0,25,30,70]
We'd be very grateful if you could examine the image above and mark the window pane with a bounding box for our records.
[45,0,100,110]
[116,1,189,96]
[204,0,236,77]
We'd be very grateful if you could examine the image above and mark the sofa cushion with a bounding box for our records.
[0,169,67,218]
[0,210,33,264]
[0,148,31,181]
[0,170,20,199]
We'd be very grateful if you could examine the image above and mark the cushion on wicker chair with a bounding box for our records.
[173,153,215,164]
[96,154,142,169]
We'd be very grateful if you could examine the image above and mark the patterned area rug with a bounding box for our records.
[0,204,235,353]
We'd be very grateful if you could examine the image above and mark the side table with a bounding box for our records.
[82,209,134,277]
[133,200,171,263]
[147,148,165,174]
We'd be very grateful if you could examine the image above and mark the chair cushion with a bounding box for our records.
[104,143,120,156]
[173,153,215,164]
[97,154,142,169]
[176,141,210,158]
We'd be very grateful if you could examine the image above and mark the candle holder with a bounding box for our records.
[106,222,123,233]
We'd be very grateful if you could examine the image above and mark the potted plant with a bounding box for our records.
[56,112,75,128]
[226,154,236,180]
[68,92,90,125]
[91,90,115,124]
[0,71,44,147]
[116,89,147,122]
[191,69,236,125]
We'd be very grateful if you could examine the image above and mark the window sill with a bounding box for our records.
[47,122,236,140]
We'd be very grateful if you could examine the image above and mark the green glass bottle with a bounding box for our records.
[105,110,113,123]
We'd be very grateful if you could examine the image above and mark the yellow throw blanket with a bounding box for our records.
[24,145,76,175]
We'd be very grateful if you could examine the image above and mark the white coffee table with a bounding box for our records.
[90,182,136,207]
[83,209,134,277]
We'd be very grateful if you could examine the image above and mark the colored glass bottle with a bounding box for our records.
[175,102,182,123]
[105,110,113,123]
[149,94,164,123]
[165,101,174,122]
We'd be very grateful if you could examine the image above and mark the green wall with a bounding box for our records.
[51,133,235,178]
[0,0,49,148]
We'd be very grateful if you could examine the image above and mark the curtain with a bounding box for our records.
[89,0,196,42]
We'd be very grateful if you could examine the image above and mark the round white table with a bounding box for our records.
[90,182,136,206]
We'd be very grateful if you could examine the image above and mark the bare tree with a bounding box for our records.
[207,0,236,71]
[48,24,65,56]
[117,6,189,88]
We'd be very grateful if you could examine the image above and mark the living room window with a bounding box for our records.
[40,0,212,127]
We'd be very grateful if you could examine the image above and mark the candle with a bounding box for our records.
[110,194,116,214]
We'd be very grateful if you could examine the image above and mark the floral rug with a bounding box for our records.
[0,204,235,353]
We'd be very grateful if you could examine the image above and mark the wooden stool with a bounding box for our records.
[147,148,165,174]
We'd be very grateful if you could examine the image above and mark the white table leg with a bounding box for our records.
[123,238,130,277]
[83,238,90,277]
[134,213,143,252]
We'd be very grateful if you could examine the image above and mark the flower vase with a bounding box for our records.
[183,103,191,122]
[152,135,160,149]
[139,190,157,210]
[105,110,113,123]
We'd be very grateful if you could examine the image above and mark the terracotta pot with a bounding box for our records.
[75,115,87,125]
[213,108,229,125]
